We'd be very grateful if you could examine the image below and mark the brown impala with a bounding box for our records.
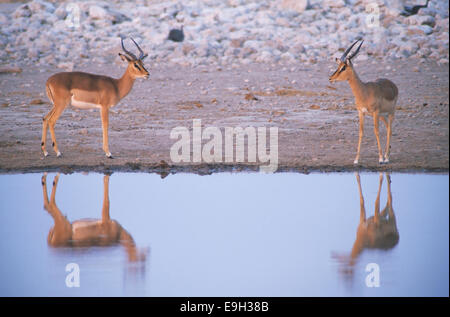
[41,38,149,158]
[42,173,146,262]
[329,39,399,164]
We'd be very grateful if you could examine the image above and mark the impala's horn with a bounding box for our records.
[347,40,364,61]
[130,37,148,60]
[121,37,137,60]
[340,38,363,62]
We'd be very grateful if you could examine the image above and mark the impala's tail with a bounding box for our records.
[45,81,55,106]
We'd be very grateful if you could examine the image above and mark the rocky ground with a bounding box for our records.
[0,1,448,174]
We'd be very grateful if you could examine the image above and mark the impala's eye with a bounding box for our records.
[134,63,141,70]
[341,65,346,72]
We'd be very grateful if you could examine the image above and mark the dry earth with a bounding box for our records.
[0,59,448,174]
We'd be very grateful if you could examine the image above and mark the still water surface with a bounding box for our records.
[0,172,448,296]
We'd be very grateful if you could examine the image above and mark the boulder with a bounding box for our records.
[280,0,310,13]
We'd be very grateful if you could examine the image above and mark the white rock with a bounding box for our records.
[28,0,54,13]
[256,50,274,63]
[13,4,32,18]
[57,62,74,71]
[88,4,129,24]
[324,0,346,9]
[228,0,245,6]
[243,40,262,50]
[281,0,310,13]
[54,4,67,20]
[0,13,7,25]
[407,15,436,27]
[398,40,419,57]
[89,5,108,20]
[280,51,296,63]
[407,25,434,35]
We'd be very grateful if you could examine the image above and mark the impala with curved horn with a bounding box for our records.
[329,39,399,164]
[41,37,149,158]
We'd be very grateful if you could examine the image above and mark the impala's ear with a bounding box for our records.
[119,52,132,62]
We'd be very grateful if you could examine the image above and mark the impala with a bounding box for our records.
[41,173,146,262]
[41,37,149,158]
[329,39,399,164]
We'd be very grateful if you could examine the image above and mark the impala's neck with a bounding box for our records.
[347,66,367,104]
[117,66,136,100]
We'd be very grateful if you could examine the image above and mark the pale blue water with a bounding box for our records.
[0,172,448,297]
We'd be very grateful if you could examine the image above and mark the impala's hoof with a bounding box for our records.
[383,157,390,163]
[353,159,359,165]
[43,151,48,157]
[106,152,113,159]
[378,158,384,164]
[56,151,62,157]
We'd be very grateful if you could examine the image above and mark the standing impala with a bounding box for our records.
[41,38,149,158]
[329,39,399,164]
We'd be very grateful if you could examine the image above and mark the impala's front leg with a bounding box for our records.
[100,107,112,158]
[373,112,384,164]
[354,111,365,165]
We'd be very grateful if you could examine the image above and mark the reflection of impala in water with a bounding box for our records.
[41,173,146,262]
[334,172,399,275]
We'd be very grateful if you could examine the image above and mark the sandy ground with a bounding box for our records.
[0,59,448,174]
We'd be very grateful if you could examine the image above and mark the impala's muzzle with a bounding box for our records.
[329,71,338,82]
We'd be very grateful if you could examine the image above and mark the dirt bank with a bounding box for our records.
[0,60,448,174]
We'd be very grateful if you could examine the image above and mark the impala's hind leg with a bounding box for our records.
[384,114,394,163]
[48,100,69,157]
[41,109,55,156]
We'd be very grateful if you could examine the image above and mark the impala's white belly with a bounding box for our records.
[71,96,101,109]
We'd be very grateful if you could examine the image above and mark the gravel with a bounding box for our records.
[0,0,448,69]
